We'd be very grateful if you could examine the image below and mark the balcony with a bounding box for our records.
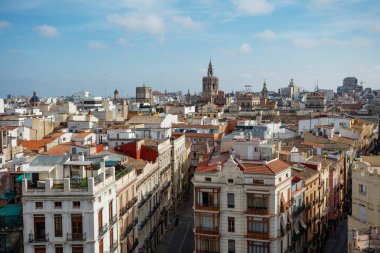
[138,185,158,209]
[247,231,270,240]
[29,233,49,243]
[139,202,160,231]
[67,232,86,241]
[109,214,118,227]
[160,181,171,195]
[195,226,219,235]
[110,241,118,252]
[120,197,138,216]
[194,203,220,212]
[99,223,108,238]
[318,180,324,189]
[246,207,269,215]
[127,239,138,253]
[122,218,138,241]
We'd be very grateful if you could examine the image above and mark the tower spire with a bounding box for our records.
[207,58,213,77]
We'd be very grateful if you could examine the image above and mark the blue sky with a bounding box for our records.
[0,0,379,97]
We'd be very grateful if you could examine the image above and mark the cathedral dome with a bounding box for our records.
[30,91,40,103]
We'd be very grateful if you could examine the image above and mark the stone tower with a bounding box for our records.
[261,80,268,99]
[114,89,119,103]
[202,60,219,103]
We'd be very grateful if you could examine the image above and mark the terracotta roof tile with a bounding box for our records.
[300,142,324,148]
[267,159,291,173]
[42,143,72,155]
[20,139,54,152]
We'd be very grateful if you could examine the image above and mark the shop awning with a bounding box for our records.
[15,173,31,182]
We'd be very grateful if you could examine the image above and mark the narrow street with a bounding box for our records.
[156,184,194,253]
[324,217,348,253]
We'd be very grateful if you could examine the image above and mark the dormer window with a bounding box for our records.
[228,179,234,184]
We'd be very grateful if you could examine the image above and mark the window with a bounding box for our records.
[73,201,80,208]
[247,193,268,212]
[228,217,235,232]
[54,215,63,237]
[205,177,211,182]
[54,202,62,209]
[359,184,366,195]
[228,240,235,253]
[247,217,269,234]
[227,179,234,184]
[247,241,269,253]
[252,179,264,185]
[359,204,367,222]
[109,201,113,223]
[110,228,114,250]
[72,245,83,253]
[34,246,46,253]
[227,193,235,208]
[71,215,83,240]
[55,245,63,253]
[98,208,103,233]
[99,238,103,253]
[35,202,43,209]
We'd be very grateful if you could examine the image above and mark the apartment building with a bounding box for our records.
[290,175,306,253]
[172,118,228,167]
[193,140,293,253]
[349,156,380,232]
[115,157,139,253]
[116,138,173,253]
[21,154,117,253]
[292,164,320,253]
[303,156,331,250]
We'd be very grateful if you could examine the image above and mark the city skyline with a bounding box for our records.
[0,0,379,97]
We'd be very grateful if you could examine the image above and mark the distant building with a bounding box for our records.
[136,85,153,105]
[202,60,219,103]
[30,91,40,107]
[304,92,327,112]
[337,77,363,95]
[279,79,303,99]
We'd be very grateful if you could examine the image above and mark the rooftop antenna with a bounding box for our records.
[314,80,319,92]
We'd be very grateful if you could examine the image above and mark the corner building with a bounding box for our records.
[193,149,293,253]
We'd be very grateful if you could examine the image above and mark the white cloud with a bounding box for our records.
[369,23,380,33]
[232,0,274,15]
[34,25,59,38]
[222,43,252,56]
[293,37,373,48]
[239,43,252,53]
[310,0,337,8]
[254,29,276,40]
[117,37,131,46]
[88,41,107,49]
[172,15,202,30]
[0,21,11,29]
[107,13,165,38]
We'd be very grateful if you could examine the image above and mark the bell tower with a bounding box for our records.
[202,60,219,103]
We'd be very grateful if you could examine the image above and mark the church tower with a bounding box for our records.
[202,60,219,103]
[261,80,268,99]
